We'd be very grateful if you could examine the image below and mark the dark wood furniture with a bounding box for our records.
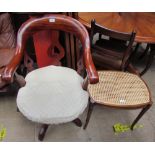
[90,19,136,72]
[78,12,155,75]
[138,44,155,75]
[6,14,99,141]
[84,70,152,130]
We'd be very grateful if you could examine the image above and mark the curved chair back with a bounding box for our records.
[3,15,98,84]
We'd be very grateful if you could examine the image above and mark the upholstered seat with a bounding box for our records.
[17,65,89,124]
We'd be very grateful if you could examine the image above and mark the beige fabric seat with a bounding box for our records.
[88,71,150,108]
[17,65,89,124]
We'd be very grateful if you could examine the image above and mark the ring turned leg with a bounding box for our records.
[83,100,94,130]
[72,118,82,127]
[131,104,151,130]
[38,124,49,141]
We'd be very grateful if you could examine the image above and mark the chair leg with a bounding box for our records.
[38,124,49,141]
[140,47,155,76]
[130,104,151,130]
[72,118,82,127]
[83,101,94,130]
[17,107,19,112]
[131,43,140,62]
[139,44,150,60]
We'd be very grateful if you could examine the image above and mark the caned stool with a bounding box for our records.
[84,71,152,130]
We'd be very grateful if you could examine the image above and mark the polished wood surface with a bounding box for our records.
[90,19,136,71]
[2,14,99,84]
[78,12,155,43]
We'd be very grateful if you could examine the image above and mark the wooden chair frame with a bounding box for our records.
[83,20,152,130]
[1,14,99,141]
[91,19,136,71]
[2,15,99,84]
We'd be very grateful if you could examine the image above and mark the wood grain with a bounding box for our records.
[2,14,99,84]
[78,12,155,43]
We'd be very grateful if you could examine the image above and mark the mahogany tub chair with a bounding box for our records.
[0,13,18,93]
[83,21,153,130]
[5,15,98,141]
[90,19,138,74]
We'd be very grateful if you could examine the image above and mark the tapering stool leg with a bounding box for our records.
[38,124,49,141]
[131,104,151,130]
[72,118,82,127]
[83,101,94,129]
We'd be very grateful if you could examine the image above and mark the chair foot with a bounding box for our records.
[130,104,151,130]
[17,107,19,112]
[14,72,26,87]
[72,118,82,127]
[38,124,49,141]
[83,101,94,130]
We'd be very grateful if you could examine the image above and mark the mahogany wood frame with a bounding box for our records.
[1,14,99,85]
[6,14,99,141]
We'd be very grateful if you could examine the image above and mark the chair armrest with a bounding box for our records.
[1,47,23,82]
[84,48,99,84]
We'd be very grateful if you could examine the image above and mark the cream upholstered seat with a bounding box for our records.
[88,71,150,108]
[17,65,89,124]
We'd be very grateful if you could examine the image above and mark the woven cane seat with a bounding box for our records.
[88,71,150,108]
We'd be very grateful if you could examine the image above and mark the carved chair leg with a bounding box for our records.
[72,118,82,127]
[83,100,94,130]
[38,124,49,141]
[131,104,151,130]
[14,72,26,87]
